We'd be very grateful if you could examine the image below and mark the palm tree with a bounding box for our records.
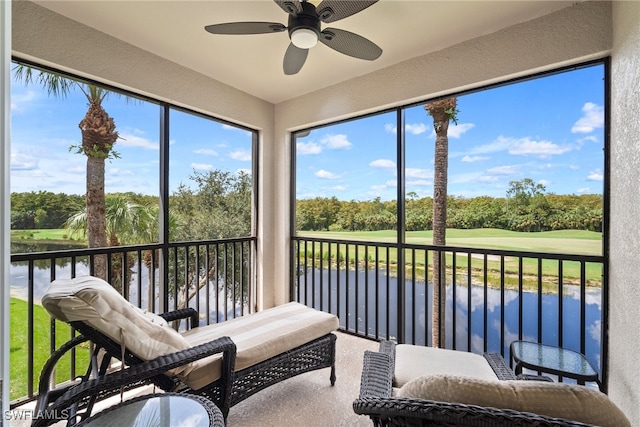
[66,195,146,293]
[13,65,119,280]
[424,97,458,348]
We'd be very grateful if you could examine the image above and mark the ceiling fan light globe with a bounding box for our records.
[291,28,318,49]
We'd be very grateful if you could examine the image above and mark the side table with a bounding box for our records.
[510,340,602,391]
[76,392,224,427]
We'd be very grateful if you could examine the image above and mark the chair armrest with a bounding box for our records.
[483,352,517,380]
[358,350,393,399]
[35,336,236,427]
[516,373,554,381]
[353,396,596,426]
[160,308,199,329]
[35,335,91,413]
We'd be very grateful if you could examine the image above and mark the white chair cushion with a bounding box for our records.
[394,344,499,387]
[398,374,630,427]
[42,276,192,376]
[42,277,339,391]
[181,301,339,390]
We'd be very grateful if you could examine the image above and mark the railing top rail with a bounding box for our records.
[10,236,257,262]
[292,235,603,263]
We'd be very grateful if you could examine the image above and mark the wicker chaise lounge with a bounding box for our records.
[353,340,630,427]
[35,276,339,426]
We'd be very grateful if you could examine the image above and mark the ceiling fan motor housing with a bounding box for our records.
[287,1,322,39]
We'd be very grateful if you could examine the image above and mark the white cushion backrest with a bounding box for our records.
[42,276,190,362]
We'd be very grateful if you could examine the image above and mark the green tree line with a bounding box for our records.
[296,178,602,233]
[10,191,157,230]
[11,170,253,244]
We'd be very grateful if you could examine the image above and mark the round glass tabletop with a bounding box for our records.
[78,393,223,427]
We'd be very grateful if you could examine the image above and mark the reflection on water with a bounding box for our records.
[11,241,85,254]
[301,268,602,374]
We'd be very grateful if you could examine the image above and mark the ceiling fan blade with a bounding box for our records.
[315,0,378,23]
[204,22,286,35]
[283,43,308,75]
[319,28,382,60]
[273,0,303,17]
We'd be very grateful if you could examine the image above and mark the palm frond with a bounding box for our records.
[13,64,76,99]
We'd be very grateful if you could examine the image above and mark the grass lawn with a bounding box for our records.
[301,228,602,255]
[11,228,85,243]
[297,229,603,289]
[9,297,90,401]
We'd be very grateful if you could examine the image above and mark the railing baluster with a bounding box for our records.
[466,250,472,352]
[452,250,457,350]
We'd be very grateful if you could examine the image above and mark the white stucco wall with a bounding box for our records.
[609,1,640,425]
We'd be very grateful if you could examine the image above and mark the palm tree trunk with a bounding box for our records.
[425,98,456,348]
[86,155,108,279]
[432,117,449,348]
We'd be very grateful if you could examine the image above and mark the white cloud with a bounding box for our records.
[236,168,252,176]
[538,179,551,187]
[571,102,604,134]
[447,123,475,138]
[477,175,500,183]
[451,172,483,184]
[405,123,429,135]
[577,187,591,194]
[229,149,251,161]
[191,163,212,170]
[384,123,397,134]
[406,179,432,187]
[486,165,519,175]
[369,159,395,169]
[10,152,37,171]
[370,184,388,192]
[507,137,571,157]
[462,155,489,163]
[587,169,604,181]
[11,90,37,113]
[315,169,339,179]
[331,185,347,191]
[577,135,598,144]
[406,168,432,179]
[321,134,352,150]
[464,137,513,155]
[297,141,322,155]
[193,148,219,156]
[118,133,158,150]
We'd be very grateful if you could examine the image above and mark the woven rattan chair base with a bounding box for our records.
[353,340,595,427]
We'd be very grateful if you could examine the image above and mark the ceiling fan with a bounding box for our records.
[204,0,383,75]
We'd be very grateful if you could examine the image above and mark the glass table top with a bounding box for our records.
[80,393,220,427]
[511,340,598,377]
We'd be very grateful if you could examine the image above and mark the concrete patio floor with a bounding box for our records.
[14,331,379,427]
[227,331,379,427]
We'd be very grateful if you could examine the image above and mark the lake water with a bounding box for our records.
[10,254,603,377]
[299,268,603,375]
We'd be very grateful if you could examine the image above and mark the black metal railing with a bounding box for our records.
[8,236,256,407]
[292,236,607,389]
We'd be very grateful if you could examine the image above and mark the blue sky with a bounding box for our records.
[10,68,253,196]
[295,64,605,201]
[11,63,604,201]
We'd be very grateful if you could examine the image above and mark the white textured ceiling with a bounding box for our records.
[33,1,574,104]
